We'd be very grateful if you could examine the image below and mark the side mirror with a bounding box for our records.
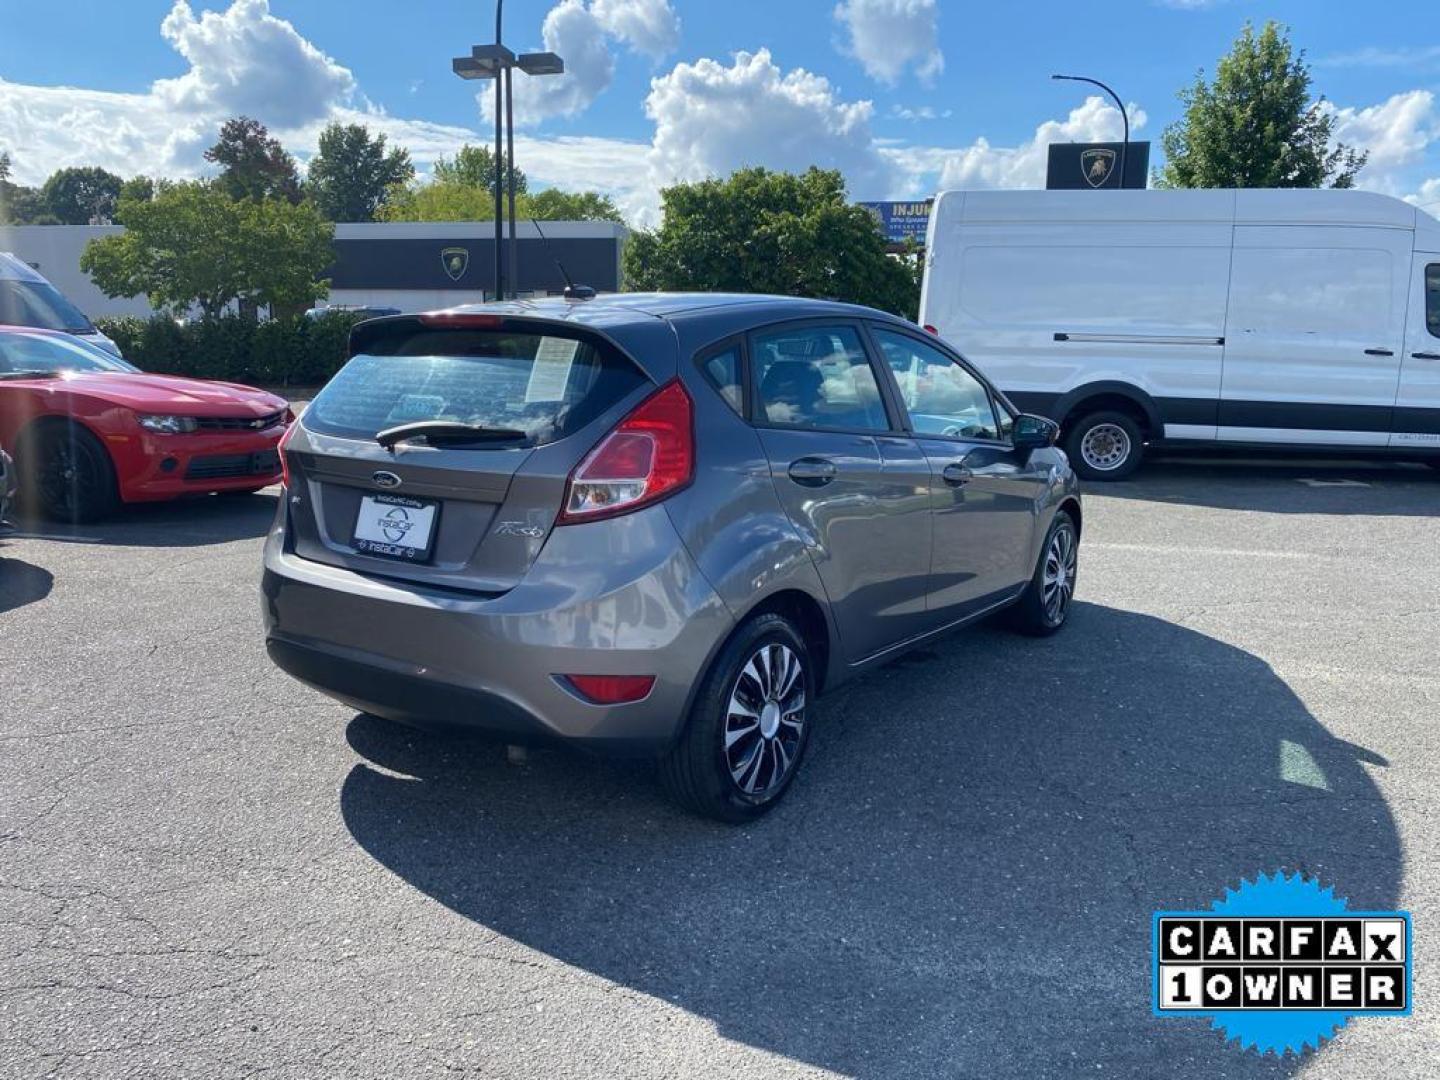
[1012,413,1059,451]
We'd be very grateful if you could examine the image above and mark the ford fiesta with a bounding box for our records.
[0,327,290,521]
[262,295,1081,821]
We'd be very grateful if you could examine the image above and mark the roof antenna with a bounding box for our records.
[530,218,596,301]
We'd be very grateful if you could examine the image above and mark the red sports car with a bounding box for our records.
[0,325,291,522]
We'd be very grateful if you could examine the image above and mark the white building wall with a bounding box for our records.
[0,225,154,319]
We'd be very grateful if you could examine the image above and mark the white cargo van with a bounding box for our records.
[919,189,1440,479]
[0,251,122,357]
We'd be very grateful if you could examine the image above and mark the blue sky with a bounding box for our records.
[1,1,1436,222]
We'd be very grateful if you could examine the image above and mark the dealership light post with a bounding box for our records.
[452,2,564,299]
[1051,73,1129,188]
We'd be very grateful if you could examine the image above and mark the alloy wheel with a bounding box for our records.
[1042,522,1078,625]
[723,643,806,797]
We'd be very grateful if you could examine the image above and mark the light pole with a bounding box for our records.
[1052,73,1129,188]
[452,3,564,300]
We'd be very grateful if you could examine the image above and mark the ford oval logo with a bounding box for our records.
[372,470,402,489]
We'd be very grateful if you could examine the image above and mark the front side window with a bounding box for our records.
[871,328,1001,441]
[0,330,137,375]
[1427,264,1439,339]
[752,324,889,431]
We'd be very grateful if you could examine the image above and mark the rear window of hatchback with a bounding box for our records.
[302,323,646,448]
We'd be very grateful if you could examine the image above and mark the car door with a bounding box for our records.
[867,325,1047,621]
[1391,256,1440,449]
[750,320,933,661]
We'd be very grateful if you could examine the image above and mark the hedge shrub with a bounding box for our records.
[95,311,369,388]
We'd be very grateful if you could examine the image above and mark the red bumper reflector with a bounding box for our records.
[562,674,656,704]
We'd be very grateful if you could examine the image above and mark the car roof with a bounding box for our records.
[436,292,910,330]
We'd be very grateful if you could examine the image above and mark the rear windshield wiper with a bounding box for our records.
[375,420,529,449]
[0,370,62,381]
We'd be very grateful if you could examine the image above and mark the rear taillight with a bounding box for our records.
[277,422,297,488]
[558,380,693,524]
[560,674,656,705]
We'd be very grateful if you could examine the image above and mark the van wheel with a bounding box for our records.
[1064,411,1144,481]
[660,613,813,824]
[20,423,120,523]
[1007,511,1079,636]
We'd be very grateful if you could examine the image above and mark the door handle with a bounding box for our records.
[787,457,837,486]
[941,463,973,486]
[1412,352,1440,361]
[1364,348,1395,357]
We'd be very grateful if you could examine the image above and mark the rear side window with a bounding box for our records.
[700,345,744,415]
[1427,264,1439,339]
[303,325,645,447]
[752,325,890,432]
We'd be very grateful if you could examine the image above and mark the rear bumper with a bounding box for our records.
[261,503,735,755]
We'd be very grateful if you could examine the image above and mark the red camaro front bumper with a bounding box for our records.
[111,423,288,502]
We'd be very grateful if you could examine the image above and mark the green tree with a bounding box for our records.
[40,166,124,224]
[1159,22,1367,189]
[526,188,625,223]
[623,167,917,318]
[378,181,498,222]
[120,175,157,203]
[0,151,9,184]
[204,116,303,203]
[81,181,332,318]
[305,122,414,222]
[432,144,526,198]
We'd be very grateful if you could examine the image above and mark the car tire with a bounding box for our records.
[20,423,120,524]
[1006,510,1079,637]
[1064,410,1144,481]
[660,612,813,824]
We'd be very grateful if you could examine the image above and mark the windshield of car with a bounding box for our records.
[0,330,139,375]
[0,279,96,334]
[303,326,645,448]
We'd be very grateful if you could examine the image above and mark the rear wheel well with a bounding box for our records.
[1061,394,1153,440]
[742,589,831,695]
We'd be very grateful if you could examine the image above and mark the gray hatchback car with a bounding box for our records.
[262,294,1081,821]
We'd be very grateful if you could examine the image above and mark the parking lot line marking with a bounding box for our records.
[1089,542,1317,560]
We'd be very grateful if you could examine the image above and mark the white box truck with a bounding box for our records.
[918,189,1440,479]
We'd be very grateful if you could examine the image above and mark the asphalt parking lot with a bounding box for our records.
[2,458,1438,1079]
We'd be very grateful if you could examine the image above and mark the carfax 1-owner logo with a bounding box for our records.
[1153,872,1412,1054]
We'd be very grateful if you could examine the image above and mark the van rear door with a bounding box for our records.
[281,315,653,595]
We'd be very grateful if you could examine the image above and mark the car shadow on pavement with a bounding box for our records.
[339,602,1402,1079]
[1096,458,1439,516]
[5,491,278,547]
[0,556,53,614]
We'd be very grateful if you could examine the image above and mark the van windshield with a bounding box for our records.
[0,280,95,334]
[302,325,646,448]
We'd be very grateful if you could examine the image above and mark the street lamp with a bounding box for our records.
[452,4,565,300]
[1052,73,1129,189]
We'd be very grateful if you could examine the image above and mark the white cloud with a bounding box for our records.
[891,104,952,122]
[591,0,681,59]
[833,0,943,86]
[895,95,1146,191]
[481,0,679,128]
[1325,90,1440,195]
[644,48,898,202]
[154,0,355,127]
[483,0,616,128]
[1318,45,1440,69]
[1405,178,1440,213]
